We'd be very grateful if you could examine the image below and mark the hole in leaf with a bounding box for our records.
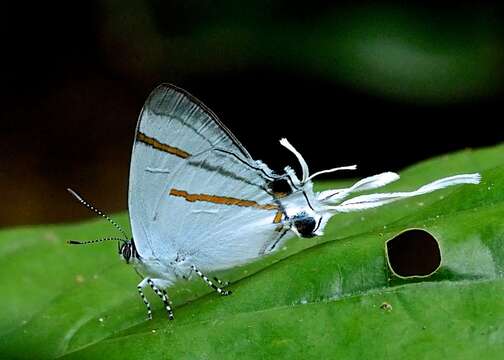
[386,229,441,278]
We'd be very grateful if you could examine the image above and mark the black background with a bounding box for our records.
[1,1,502,226]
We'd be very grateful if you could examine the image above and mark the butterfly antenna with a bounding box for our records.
[68,237,127,245]
[67,188,129,240]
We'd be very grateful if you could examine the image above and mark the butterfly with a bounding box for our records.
[69,83,481,320]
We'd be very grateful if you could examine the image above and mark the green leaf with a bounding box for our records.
[1,143,503,359]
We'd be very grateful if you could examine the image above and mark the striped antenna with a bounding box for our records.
[68,237,127,245]
[67,188,129,240]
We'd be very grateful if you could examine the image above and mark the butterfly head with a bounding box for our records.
[119,239,139,264]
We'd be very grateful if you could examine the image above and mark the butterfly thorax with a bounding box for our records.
[129,243,198,284]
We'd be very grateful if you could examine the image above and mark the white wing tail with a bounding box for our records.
[328,173,481,212]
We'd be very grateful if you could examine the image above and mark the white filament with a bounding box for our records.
[327,173,481,212]
[280,138,310,183]
[306,165,357,182]
[279,138,356,184]
[319,172,400,203]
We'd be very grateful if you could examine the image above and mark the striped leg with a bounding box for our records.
[213,277,230,287]
[137,283,153,320]
[147,279,174,320]
[191,265,232,296]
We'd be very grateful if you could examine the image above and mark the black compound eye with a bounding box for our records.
[122,244,131,263]
[269,178,292,197]
[294,216,317,238]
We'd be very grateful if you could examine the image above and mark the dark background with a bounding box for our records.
[1,1,503,227]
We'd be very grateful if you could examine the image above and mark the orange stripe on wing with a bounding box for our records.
[170,188,279,211]
[137,132,191,159]
[272,210,283,224]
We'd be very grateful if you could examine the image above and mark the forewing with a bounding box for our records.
[129,84,276,259]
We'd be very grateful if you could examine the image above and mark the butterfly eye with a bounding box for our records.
[122,244,132,263]
[293,214,317,238]
[268,178,292,198]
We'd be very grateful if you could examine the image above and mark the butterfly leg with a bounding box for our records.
[259,227,290,255]
[267,228,289,253]
[137,279,153,320]
[213,276,230,287]
[191,265,232,296]
[147,278,174,320]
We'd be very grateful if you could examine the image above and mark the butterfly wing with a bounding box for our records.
[129,84,287,265]
[155,148,291,271]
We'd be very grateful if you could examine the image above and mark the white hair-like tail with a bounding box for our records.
[318,172,400,203]
[324,173,481,213]
[279,138,356,184]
